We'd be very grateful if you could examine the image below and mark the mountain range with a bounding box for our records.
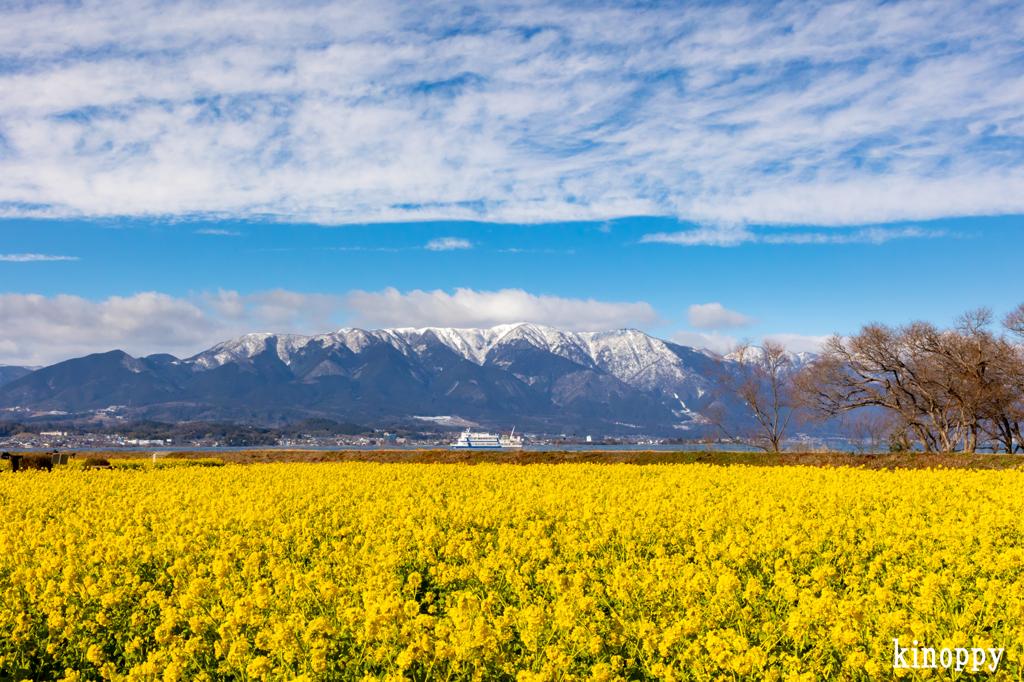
[0,324,814,435]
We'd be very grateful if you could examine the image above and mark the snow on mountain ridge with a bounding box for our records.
[381,325,527,364]
[723,346,816,368]
[184,324,816,396]
[185,324,715,395]
[189,331,349,370]
[184,327,819,401]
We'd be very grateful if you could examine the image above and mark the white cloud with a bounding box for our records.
[642,226,947,247]
[762,333,830,355]
[641,226,756,247]
[671,330,827,354]
[671,330,741,355]
[424,237,472,251]
[687,303,759,330]
[0,289,344,366]
[0,253,79,262]
[195,228,241,236]
[761,227,943,245]
[325,246,399,252]
[0,286,828,365]
[200,289,343,332]
[0,286,661,365]
[0,0,1022,227]
[345,287,659,331]
[0,292,219,366]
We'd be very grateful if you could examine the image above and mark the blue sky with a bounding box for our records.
[1,0,1024,365]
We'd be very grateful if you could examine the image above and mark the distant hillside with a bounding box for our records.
[283,418,368,436]
[0,365,38,387]
[0,419,374,446]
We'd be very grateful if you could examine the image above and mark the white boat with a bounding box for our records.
[501,427,524,449]
[451,427,524,449]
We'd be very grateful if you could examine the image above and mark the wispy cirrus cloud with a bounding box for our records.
[0,253,79,262]
[324,246,400,252]
[424,237,472,251]
[195,228,241,236]
[641,226,949,247]
[760,227,945,245]
[0,0,1022,228]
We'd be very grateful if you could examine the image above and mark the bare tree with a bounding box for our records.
[984,303,1024,452]
[839,411,892,454]
[701,340,800,452]
[899,308,1024,453]
[795,323,951,452]
[976,369,1023,453]
[1004,302,1024,338]
[885,417,916,453]
[796,306,1024,453]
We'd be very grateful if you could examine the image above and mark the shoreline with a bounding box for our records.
[5,448,1023,469]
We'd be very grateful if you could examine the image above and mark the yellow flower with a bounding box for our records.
[246,655,273,679]
[1,461,1022,681]
[85,644,105,666]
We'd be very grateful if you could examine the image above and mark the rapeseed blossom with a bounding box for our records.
[0,463,1021,680]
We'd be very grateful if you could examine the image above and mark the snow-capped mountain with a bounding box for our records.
[188,324,718,391]
[722,345,816,368]
[0,324,811,434]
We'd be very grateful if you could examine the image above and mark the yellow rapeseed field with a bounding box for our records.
[1,463,1022,682]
